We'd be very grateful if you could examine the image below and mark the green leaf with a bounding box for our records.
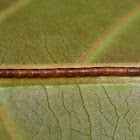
[0,1,140,140]
[0,0,139,64]
[88,9,140,63]
[0,0,17,12]
[1,84,140,140]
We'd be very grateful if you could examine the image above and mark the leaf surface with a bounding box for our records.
[0,0,17,12]
[0,1,140,140]
[0,0,139,64]
[88,9,140,63]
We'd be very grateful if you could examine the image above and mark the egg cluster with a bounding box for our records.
[0,67,139,78]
